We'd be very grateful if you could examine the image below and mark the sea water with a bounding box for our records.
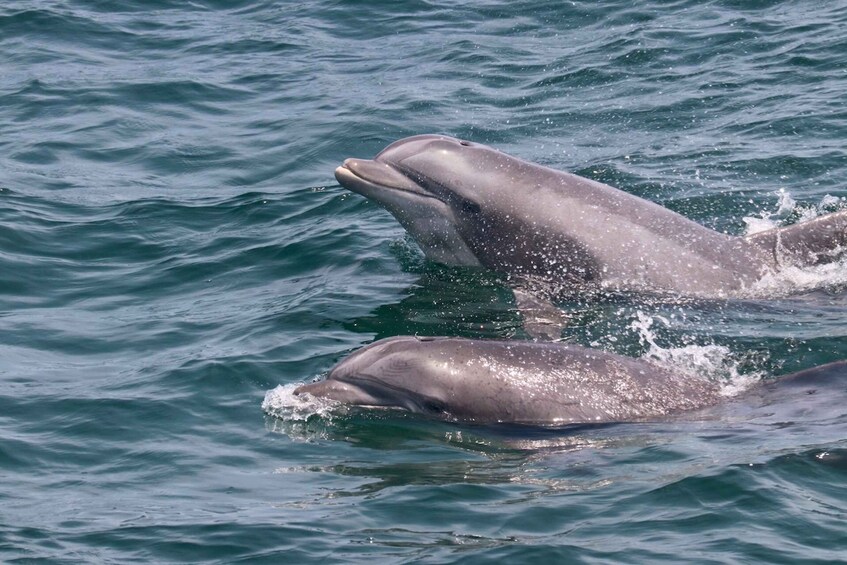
[2,1,846,562]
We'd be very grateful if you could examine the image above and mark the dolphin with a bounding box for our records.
[335,134,846,298]
[294,336,847,426]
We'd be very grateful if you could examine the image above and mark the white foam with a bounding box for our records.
[261,382,345,422]
[748,254,847,297]
[629,311,761,396]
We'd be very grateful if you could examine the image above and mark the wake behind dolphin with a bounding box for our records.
[335,134,846,298]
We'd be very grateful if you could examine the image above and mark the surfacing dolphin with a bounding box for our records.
[335,135,846,298]
[294,336,846,426]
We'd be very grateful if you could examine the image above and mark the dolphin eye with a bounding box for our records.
[421,398,447,414]
[459,140,471,146]
[461,200,481,215]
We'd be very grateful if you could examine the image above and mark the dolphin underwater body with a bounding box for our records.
[335,135,847,298]
[295,336,846,426]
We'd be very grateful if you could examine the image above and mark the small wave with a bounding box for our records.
[629,311,762,396]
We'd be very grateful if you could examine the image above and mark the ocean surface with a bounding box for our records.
[2,0,847,562]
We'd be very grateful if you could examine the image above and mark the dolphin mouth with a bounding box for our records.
[294,377,412,411]
[296,374,448,416]
[294,378,389,407]
[335,159,441,202]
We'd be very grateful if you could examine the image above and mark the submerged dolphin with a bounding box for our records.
[294,336,846,426]
[335,135,846,297]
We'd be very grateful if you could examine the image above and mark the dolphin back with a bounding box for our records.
[745,210,847,267]
[772,360,847,387]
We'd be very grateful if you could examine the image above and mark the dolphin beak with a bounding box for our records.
[335,159,428,195]
[294,378,388,407]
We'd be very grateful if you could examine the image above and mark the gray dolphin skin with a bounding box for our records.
[295,336,721,425]
[336,134,847,296]
[294,336,847,426]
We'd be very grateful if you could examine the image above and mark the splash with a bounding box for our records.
[262,382,358,442]
[742,189,846,235]
[749,254,847,296]
[629,311,762,397]
[741,190,847,296]
[262,381,345,422]
[742,188,797,234]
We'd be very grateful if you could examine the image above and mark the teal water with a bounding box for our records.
[2,1,847,562]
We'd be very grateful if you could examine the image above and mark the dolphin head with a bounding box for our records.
[294,336,455,415]
[336,134,524,267]
[335,135,596,280]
